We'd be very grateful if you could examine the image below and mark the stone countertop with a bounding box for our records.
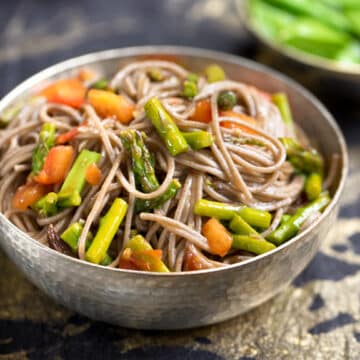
[1,1,360,359]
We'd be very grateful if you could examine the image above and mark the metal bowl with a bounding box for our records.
[238,0,360,100]
[0,46,348,330]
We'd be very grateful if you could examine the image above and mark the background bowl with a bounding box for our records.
[238,0,360,101]
[0,46,348,330]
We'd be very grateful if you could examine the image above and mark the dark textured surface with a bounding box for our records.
[0,0,360,359]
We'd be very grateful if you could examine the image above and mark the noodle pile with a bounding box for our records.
[0,59,333,272]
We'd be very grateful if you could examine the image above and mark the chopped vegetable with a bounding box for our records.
[182,130,214,150]
[217,91,237,110]
[40,78,86,108]
[220,111,259,135]
[194,199,272,229]
[88,89,134,123]
[191,99,212,123]
[90,79,109,90]
[119,234,170,272]
[229,214,259,236]
[32,192,58,217]
[32,123,56,175]
[232,235,276,254]
[305,173,322,201]
[205,64,226,83]
[86,198,128,264]
[57,149,101,207]
[148,68,164,82]
[0,101,23,128]
[272,92,294,128]
[34,146,74,185]
[56,128,79,145]
[12,181,51,211]
[202,218,232,257]
[144,97,189,156]
[267,192,330,245]
[120,129,159,192]
[184,249,207,271]
[85,163,102,186]
[183,79,198,98]
[134,179,181,213]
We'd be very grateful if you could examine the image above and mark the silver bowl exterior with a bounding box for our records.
[0,46,348,330]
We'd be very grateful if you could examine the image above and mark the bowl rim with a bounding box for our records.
[0,45,349,277]
[239,0,360,77]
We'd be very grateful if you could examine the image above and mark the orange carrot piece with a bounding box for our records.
[34,146,74,185]
[56,128,79,145]
[202,218,232,257]
[184,249,207,271]
[12,181,51,211]
[191,99,212,123]
[40,79,86,108]
[87,89,134,124]
[85,163,102,185]
[220,110,259,135]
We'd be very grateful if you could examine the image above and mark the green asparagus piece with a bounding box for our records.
[272,92,293,128]
[194,199,272,229]
[187,73,199,83]
[124,234,170,272]
[280,214,291,225]
[346,10,360,37]
[57,149,101,207]
[182,131,214,150]
[305,173,323,201]
[267,192,330,245]
[229,214,259,236]
[0,101,23,128]
[135,179,181,213]
[86,198,128,264]
[61,221,112,265]
[32,123,56,174]
[91,79,109,90]
[32,192,58,217]
[144,97,189,156]
[232,235,276,254]
[205,64,226,83]
[120,129,160,193]
[280,137,323,174]
[217,91,237,110]
[148,68,164,82]
[183,79,198,98]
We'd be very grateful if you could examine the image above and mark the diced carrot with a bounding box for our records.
[40,79,86,108]
[85,163,102,185]
[12,181,51,211]
[87,89,134,124]
[119,257,139,270]
[220,110,259,135]
[56,128,79,145]
[34,146,74,185]
[202,218,232,257]
[191,99,212,123]
[184,249,207,271]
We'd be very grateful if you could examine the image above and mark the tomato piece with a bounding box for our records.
[85,163,102,185]
[87,89,134,124]
[56,128,79,145]
[191,99,212,123]
[220,111,259,135]
[34,146,74,185]
[12,181,51,211]
[40,78,86,108]
[119,257,139,270]
[202,218,232,257]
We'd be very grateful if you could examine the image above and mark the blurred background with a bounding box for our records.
[1,1,360,359]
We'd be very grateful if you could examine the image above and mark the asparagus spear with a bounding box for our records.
[205,64,226,83]
[134,179,181,213]
[182,131,213,150]
[217,91,237,110]
[122,234,170,272]
[272,92,294,129]
[280,137,323,174]
[144,97,189,156]
[0,101,23,128]
[267,193,330,245]
[32,192,58,217]
[229,214,259,236]
[32,123,56,174]
[194,199,272,229]
[61,221,112,265]
[120,129,159,193]
[183,79,198,98]
[57,149,101,207]
[86,198,128,264]
[305,173,323,201]
[232,235,276,255]
[90,79,109,90]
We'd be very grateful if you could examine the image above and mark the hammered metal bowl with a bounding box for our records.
[0,46,348,329]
